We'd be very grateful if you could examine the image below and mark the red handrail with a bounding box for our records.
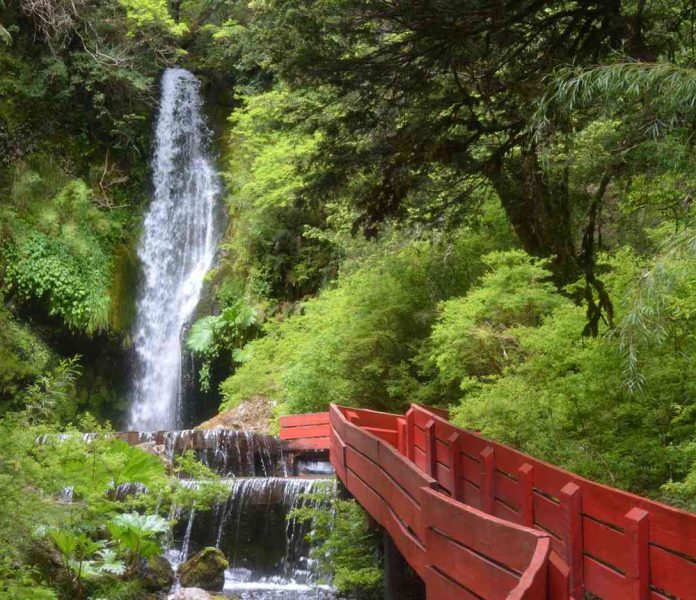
[280,405,696,599]
[329,404,551,599]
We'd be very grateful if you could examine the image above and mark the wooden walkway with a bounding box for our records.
[280,404,696,600]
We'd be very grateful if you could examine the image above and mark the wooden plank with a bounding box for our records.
[329,404,346,439]
[518,463,534,528]
[413,445,427,472]
[463,479,483,510]
[425,419,436,480]
[625,508,649,600]
[279,412,329,427]
[582,515,628,574]
[363,426,398,447]
[343,407,399,430]
[421,487,544,573]
[424,566,480,600]
[425,526,518,600]
[279,424,330,440]
[547,550,570,600]
[560,482,584,599]
[412,403,450,421]
[412,424,426,452]
[406,408,415,461]
[345,468,427,577]
[480,446,495,514]
[584,555,630,599]
[330,431,346,482]
[396,417,406,456]
[282,437,331,451]
[345,447,423,537]
[495,470,521,510]
[508,537,550,600]
[649,544,696,600]
[434,438,451,467]
[378,442,437,500]
[494,499,521,523]
[344,422,379,461]
[447,433,463,501]
[533,491,563,539]
[462,453,481,486]
[433,461,452,495]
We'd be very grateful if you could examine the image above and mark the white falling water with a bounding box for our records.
[128,68,220,431]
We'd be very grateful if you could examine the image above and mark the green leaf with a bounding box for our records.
[186,316,219,355]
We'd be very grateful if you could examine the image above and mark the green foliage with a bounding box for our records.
[418,251,564,404]
[291,493,382,599]
[119,0,188,37]
[187,298,258,391]
[221,218,512,414]
[446,235,696,504]
[3,180,116,333]
[0,409,228,596]
[106,512,169,565]
[0,305,53,408]
[219,87,340,303]
[23,357,82,424]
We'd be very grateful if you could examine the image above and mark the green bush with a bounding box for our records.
[221,219,512,415]
[3,180,115,333]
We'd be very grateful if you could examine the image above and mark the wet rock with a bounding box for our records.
[140,554,175,591]
[136,441,173,469]
[178,547,228,591]
[196,395,273,433]
[167,588,212,600]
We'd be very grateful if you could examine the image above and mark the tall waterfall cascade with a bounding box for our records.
[129,68,220,431]
[121,68,337,598]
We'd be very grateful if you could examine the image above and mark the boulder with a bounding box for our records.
[168,588,212,600]
[177,547,228,591]
[140,554,175,592]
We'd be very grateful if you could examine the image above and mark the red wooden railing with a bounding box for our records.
[281,404,696,600]
[279,411,331,450]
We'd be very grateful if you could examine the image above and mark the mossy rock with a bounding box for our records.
[178,547,229,592]
[140,554,175,592]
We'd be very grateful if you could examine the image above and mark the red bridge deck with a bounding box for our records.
[280,404,696,600]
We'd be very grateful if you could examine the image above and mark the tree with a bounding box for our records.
[234,1,649,277]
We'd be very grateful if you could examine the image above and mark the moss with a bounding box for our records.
[178,547,228,592]
[109,240,140,337]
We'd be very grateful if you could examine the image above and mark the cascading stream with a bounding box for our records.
[128,68,220,431]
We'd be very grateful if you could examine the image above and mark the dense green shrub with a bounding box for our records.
[3,180,115,333]
[220,215,513,414]
[292,493,382,599]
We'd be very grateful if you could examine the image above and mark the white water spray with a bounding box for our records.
[128,68,220,431]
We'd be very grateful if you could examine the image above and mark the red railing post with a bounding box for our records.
[425,419,437,478]
[625,507,650,600]
[447,432,463,501]
[405,408,415,461]
[518,462,534,527]
[480,446,495,514]
[397,417,407,456]
[560,482,584,599]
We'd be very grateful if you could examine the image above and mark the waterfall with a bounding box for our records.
[128,68,220,431]
[170,478,336,592]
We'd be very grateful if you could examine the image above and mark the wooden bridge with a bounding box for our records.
[280,404,696,600]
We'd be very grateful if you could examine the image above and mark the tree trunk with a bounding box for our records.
[485,147,578,284]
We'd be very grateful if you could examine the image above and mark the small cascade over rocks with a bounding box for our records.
[121,429,285,477]
[169,478,336,597]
